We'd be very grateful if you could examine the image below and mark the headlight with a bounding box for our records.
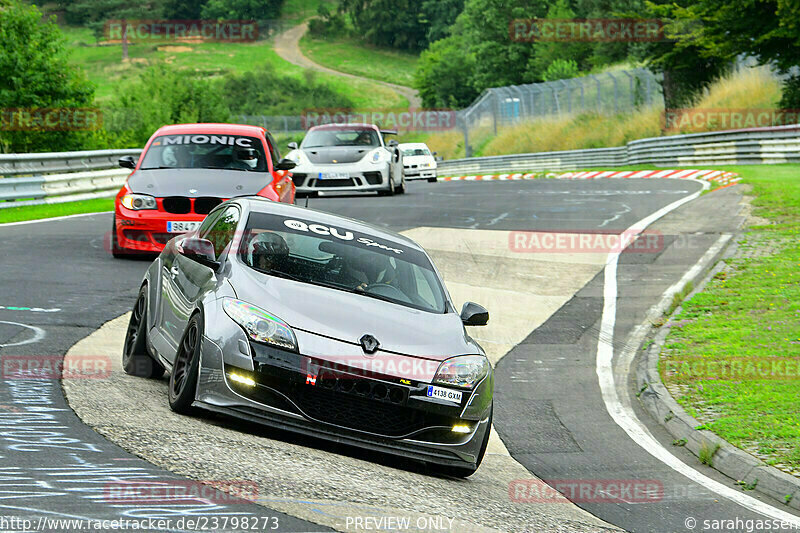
[223,298,297,351]
[120,194,157,210]
[432,355,489,389]
[369,149,387,164]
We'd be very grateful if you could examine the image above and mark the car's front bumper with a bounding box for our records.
[114,206,207,254]
[404,167,437,180]
[292,163,390,194]
[195,314,493,467]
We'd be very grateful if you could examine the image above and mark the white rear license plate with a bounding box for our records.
[426,385,462,404]
[319,172,350,180]
[167,221,201,233]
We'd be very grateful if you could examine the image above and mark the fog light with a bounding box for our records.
[452,424,472,434]
[229,372,256,387]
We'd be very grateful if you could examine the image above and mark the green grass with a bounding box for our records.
[660,164,800,470]
[0,198,114,224]
[299,34,419,88]
[63,26,406,109]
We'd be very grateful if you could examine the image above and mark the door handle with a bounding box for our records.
[170,266,180,279]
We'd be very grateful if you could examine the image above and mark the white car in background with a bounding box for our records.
[399,143,438,182]
[285,123,405,196]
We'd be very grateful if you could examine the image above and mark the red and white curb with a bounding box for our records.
[557,169,741,185]
[440,169,741,186]
[440,173,539,181]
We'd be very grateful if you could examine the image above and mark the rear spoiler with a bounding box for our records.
[380,129,398,136]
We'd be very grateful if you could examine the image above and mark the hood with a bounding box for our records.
[230,267,474,360]
[128,168,273,198]
[302,146,372,165]
[403,155,435,166]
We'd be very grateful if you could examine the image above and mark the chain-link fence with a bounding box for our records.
[457,68,663,156]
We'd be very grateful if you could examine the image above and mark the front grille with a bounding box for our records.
[293,385,431,436]
[362,171,382,185]
[291,173,307,187]
[162,197,191,214]
[316,178,355,188]
[194,197,222,215]
[316,368,406,405]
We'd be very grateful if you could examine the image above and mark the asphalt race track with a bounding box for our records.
[1,179,799,532]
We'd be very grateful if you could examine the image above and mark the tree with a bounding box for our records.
[0,0,96,152]
[202,0,285,20]
[640,1,730,108]
[526,0,591,82]
[420,0,464,45]
[162,0,208,19]
[662,0,800,106]
[415,36,479,108]
[337,0,429,51]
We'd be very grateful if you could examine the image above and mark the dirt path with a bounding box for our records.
[273,22,422,109]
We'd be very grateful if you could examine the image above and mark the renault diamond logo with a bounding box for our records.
[332,159,338,163]
[359,334,380,355]
[189,189,198,194]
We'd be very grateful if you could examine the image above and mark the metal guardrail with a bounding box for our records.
[439,124,800,175]
[0,149,141,177]
[0,149,140,208]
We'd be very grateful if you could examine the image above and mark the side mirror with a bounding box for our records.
[460,302,489,326]
[287,142,298,150]
[119,155,137,169]
[275,158,297,171]
[179,238,219,270]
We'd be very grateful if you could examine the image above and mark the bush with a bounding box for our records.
[542,59,580,82]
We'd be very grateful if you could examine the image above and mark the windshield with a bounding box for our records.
[402,147,431,157]
[302,129,380,148]
[140,135,269,171]
[239,212,447,313]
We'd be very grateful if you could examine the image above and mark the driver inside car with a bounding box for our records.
[227,147,259,171]
[248,232,290,272]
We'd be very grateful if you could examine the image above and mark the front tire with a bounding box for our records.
[111,215,128,259]
[122,286,164,378]
[168,313,203,414]
[378,169,396,196]
[396,172,406,194]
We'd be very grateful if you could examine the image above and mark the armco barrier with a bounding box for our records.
[438,123,800,175]
[0,149,139,209]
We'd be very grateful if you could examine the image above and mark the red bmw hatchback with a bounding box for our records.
[112,123,296,257]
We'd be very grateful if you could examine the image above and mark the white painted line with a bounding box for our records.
[0,321,46,348]
[0,211,113,228]
[595,182,800,525]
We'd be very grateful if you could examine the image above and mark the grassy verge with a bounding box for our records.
[0,198,114,224]
[299,34,419,87]
[659,164,800,473]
